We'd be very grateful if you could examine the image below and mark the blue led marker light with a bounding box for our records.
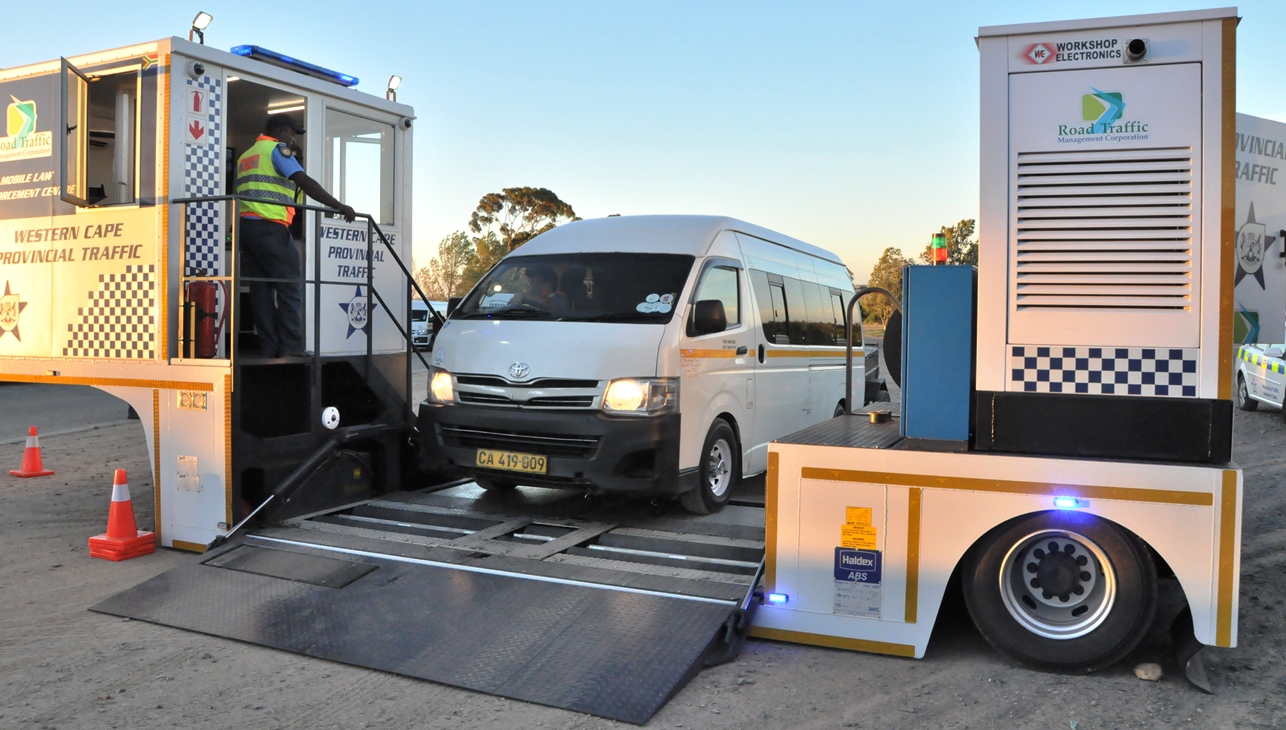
[230,45,359,87]
[1053,496,1082,509]
[766,593,789,605]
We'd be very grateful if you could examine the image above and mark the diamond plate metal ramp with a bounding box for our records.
[91,535,751,724]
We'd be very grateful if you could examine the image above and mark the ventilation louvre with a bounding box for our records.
[1014,147,1194,310]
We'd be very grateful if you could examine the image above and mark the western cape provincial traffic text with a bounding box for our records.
[2,221,142,264]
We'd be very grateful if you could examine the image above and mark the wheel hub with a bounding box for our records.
[1033,547,1082,599]
[1000,530,1116,639]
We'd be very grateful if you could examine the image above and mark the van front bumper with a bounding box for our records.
[417,402,692,495]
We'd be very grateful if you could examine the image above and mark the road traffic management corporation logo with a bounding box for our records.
[0,96,52,163]
[1056,88,1149,144]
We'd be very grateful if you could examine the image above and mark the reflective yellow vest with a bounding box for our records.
[236,136,299,224]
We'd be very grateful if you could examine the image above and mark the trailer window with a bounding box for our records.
[325,109,394,224]
[58,62,140,207]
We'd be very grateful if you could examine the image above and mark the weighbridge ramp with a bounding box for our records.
[92,483,766,724]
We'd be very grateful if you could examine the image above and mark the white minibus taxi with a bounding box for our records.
[411,300,447,350]
[418,215,867,512]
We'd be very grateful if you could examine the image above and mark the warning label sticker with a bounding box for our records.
[833,548,881,618]
[840,505,877,549]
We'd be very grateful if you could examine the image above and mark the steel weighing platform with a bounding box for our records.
[93,481,767,724]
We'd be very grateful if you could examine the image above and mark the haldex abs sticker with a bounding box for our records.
[833,548,882,619]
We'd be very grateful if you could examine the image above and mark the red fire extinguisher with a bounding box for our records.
[185,281,228,358]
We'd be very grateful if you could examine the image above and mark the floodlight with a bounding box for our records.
[190,12,213,44]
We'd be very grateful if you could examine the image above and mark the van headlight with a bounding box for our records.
[602,378,678,416]
[429,368,455,404]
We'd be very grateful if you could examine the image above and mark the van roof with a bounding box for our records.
[510,215,845,265]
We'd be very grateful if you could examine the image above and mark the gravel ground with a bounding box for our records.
[1,387,1284,729]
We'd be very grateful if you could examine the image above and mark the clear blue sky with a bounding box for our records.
[4,2,1283,280]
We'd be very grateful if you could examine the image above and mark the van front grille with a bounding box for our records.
[1014,147,1194,311]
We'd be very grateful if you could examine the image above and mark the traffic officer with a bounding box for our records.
[236,113,355,357]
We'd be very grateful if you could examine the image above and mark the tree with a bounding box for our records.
[415,232,477,301]
[461,231,507,292]
[865,247,912,325]
[918,219,978,266]
[469,187,578,251]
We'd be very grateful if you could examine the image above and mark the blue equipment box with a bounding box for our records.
[900,265,976,449]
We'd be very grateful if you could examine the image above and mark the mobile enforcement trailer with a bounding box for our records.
[0,6,1247,725]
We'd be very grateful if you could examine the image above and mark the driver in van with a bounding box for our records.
[518,267,570,314]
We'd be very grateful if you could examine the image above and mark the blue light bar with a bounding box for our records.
[1053,496,1083,510]
[230,45,359,87]
[767,593,789,605]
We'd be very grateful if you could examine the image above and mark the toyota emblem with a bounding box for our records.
[509,362,530,380]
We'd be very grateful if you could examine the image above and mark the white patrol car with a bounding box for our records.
[1236,343,1286,412]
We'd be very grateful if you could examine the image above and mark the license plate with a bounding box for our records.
[475,449,547,474]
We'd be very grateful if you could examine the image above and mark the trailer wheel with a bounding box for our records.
[474,476,518,492]
[1237,374,1258,411]
[962,511,1156,673]
[680,420,739,514]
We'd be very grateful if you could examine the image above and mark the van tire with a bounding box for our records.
[1237,374,1258,411]
[474,476,518,492]
[834,401,846,418]
[680,420,739,514]
[962,511,1157,673]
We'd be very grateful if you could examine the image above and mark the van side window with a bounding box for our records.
[750,270,788,344]
[829,291,846,345]
[691,265,740,331]
[801,282,830,346]
[782,277,808,345]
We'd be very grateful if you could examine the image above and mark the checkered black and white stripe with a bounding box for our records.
[63,265,157,359]
[184,76,223,277]
[1009,346,1198,397]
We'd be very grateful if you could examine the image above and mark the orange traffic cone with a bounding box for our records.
[88,469,154,561]
[10,426,54,477]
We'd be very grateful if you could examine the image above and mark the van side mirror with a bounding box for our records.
[692,299,727,336]
[447,297,462,316]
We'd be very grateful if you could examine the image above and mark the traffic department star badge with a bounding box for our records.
[338,285,378,338]
[1235,203,1279,288]
[0,281,28,342]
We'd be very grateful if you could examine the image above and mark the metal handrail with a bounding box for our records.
[172,195,446,327]
[171,193,434,393]
[844,287,901,416]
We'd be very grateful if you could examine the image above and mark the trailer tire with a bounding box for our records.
[474,476,518,492]
[962,511,1156,673]
[680,420,739,514]
[1237,374,1258,411]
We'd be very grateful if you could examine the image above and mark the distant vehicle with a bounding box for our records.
[419,215,882,513]
[411,300,447,350]
[1236,343,1286,413]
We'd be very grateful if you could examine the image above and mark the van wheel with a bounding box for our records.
[474,476,518,492]
[834,401,846,418]
[1237,375,1258,411]
[680,420,739,514]
[962,511,1156,673]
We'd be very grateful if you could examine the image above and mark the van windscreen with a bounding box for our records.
[455,253,695,323]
